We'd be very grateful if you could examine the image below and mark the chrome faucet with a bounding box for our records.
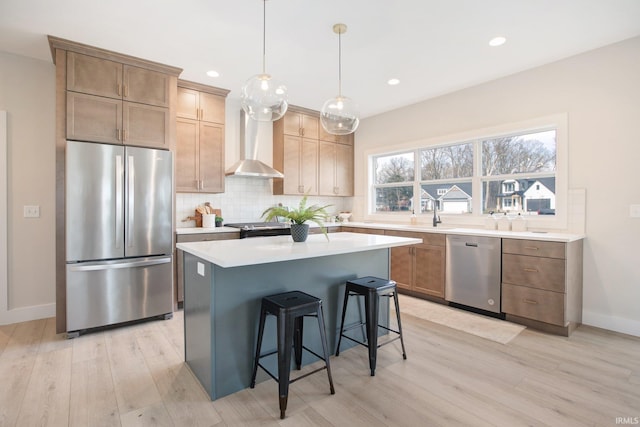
[433,203,442,227]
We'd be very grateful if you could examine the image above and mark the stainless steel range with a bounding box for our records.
[225,222,291,239]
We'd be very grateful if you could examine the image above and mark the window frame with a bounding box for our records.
[365,114,568,230]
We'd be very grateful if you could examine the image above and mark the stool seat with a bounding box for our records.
[335,276,407,376]
[346,276,398,294]
[250,290,335,419]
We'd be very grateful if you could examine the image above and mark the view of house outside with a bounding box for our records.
[372,129,557,216]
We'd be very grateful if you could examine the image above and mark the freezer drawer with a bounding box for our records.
[66,256,173,333]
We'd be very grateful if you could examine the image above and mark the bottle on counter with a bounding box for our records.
[484,211,498,230]
[511,212,527,232]
[497,212,512,231]
[410,210,418,225]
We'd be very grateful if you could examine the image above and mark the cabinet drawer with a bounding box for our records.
[503,239,565,259]
[385,230,444,246]
[176,232,238,243]
[342,227,384,235]
[502,284,566,326]
[502,254,566,292]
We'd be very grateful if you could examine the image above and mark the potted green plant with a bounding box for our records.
[215,216,223,227]
[261,195,332,242]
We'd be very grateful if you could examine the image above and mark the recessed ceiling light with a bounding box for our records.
[387,78,400,86]
[489,36,506,47]
[206,70,220,78]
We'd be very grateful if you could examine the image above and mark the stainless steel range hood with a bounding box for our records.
[225,111,284,178]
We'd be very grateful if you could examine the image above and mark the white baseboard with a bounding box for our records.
[582,310,640,338]
[0,303,55,325]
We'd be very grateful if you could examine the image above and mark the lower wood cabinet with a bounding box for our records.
[175,232,238,305]
[385,230,446,299]
[501,238,583,336]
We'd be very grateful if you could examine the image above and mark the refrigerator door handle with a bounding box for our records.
[115,155,124,249]
[68,257,171,272]
[127,155,135,248]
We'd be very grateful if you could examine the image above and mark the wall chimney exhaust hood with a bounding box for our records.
[225,111,284,178]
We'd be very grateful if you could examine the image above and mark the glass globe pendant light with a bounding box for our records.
[240,0,288,122]
[321,23,359,135]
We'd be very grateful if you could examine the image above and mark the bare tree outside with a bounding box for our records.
[374,153,414,211]
[375,154,414,184]
[421,143,473,180]
[482,131,556,213]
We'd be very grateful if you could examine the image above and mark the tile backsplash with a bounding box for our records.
[176,177,353,227]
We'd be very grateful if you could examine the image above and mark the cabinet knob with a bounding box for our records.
[523,298,539,305]
[524,246,539,251]
[523,268,539,273]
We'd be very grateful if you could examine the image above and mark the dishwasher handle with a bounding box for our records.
[465,242,478,247]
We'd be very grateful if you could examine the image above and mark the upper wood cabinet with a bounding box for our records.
[273,107,320,195]
[67,52,172,107]
[319,125,354,146]
[53,40,182,149]
[176,81,229,193]
[274,105,354,196]
[319,140,353,196]
[177,87,226,123]
[283,110,319,138]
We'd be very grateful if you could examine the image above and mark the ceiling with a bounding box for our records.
[2,0,640,119]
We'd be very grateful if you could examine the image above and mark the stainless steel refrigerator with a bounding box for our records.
[65,140,173,336]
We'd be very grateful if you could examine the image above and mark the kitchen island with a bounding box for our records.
[176,232,421,400]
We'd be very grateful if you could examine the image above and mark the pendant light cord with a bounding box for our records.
[338,29,342,97]
[262,0,266,74]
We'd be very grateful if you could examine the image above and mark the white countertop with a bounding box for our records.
[341,222,584,242]
[175,221,584,242]
[176,232,422,268]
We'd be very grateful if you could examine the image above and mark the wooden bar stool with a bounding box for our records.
[335,276,407,376]
[250,290,335,419]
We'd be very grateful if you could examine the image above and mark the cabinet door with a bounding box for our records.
[123,65,171,107]
[176,118,199,192]
[199,92,226,124]
[283,112,302,136]
[122,102,170,149]
[318,141,336,196]
[282,136,302,194]
[390,246,413,291]
[335,142,353,196]
[177,87,200,119]
[199,122,225,193]
[414,245,446,298]
[301,114,319,139]
[67,92,122,144]
[301,138,318,195]
[67,52,122,99]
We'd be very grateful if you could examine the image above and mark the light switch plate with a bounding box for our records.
[23,205,40,218]
[630,204,640,218]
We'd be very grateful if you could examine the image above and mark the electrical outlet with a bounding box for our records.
[23,205,40,218]
[630,204,640,218]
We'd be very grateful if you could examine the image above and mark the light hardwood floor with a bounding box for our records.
[1,300,639,426]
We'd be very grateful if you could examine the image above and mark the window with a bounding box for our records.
[373,152,414,212]
[481,130,556,215]
[367,115,565,225]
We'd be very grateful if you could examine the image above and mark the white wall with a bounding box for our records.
[0,52,56,323]
[354,36,640,336]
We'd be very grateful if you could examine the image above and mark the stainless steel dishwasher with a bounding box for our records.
[445,235,502,313]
